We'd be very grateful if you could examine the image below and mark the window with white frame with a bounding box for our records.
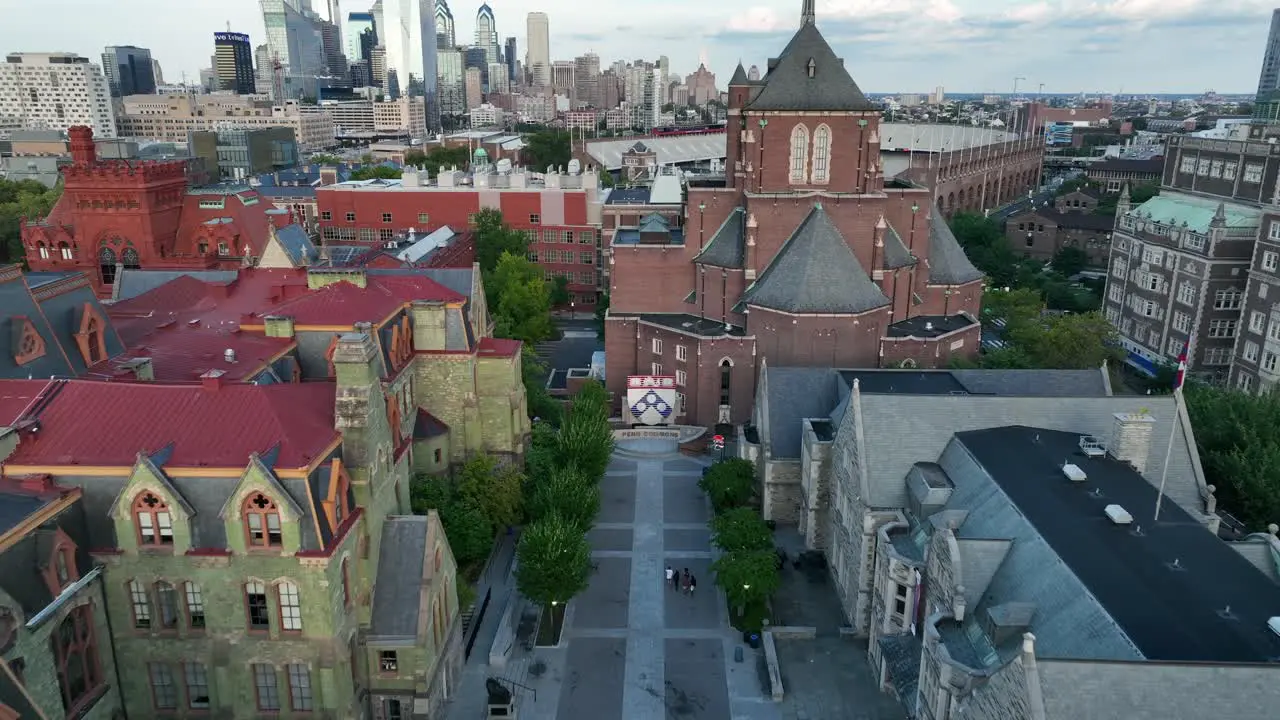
[1142,247,1164,265]
[1214,289,1242,310]
[1266,352,1279,373]
[1244,341,1260,362]
[277,582,302,632]
[1224,162,1238,180]
[1265,252,1279,272]
[1211,159,1224,178]
[1204,347,1232,366]
[1251,311,1266,334]
[675,344,687,362]
[1238,372,1254,392]
[1271,223,1280,241]
[1208,319,1237,338]
[675,370,686,386]
[1167,337,1184,356]
[1179,157,1196,174]
[1105,307,1120,324]
[1108,284,1124,304]
[1196,158,1210,176]
[1270,320,1280,342]
[1173,311,1192,333]
[652,362,662,376]
[1139,299,1159,318]
[1112,258,1127,279]
[1143,273,1161,292]
[1263,282,1271,299]
[1148,328,1160,347]
[789,124,810,183]
[1122,317,1133,334]
[675,392,686,415]
[1176,282,1196,305]
[651,338,662,354]
[811,125,831,183]
[1245,164,1264,184]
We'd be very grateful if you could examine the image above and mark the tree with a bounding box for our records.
[523,129,571,172]
[1006,312,1121,369]
[1051,246,1088,278]
[0,179,62,264]
[488,252,555,343]
[711,550,780,632]
[698,458,756,513]
[1185,385,1280,530]
[1129,182,1159,204]
[598,168,615,188]
[516,514,592,642]
[556,381,614,481]
[472,208,530,273]
[949,212,1018,286]
[982,287,1042,326]
[349,165,403,181]
[440,499,494,566]
[308,153,342,165]
[549,275,571,307]
[404,145,470,175]
[594,292,610,340]
[527,463,600,530]
[522,349,562,425]
[710,508,774,552]
[457,454,524,534]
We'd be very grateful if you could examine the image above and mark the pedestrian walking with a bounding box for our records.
[681,568,691,594]
[688,575,697,596]
[665,566,675,590]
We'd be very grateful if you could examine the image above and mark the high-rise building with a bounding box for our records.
[504,36,517,87]
[1258,10,1280,101]
[463,46,487,89]
[214,31,257,94]
[319,20,348,78]
[435,0,455,49]
[151,58,165,85]
[346,11,375,59]
[260,0,326,98]
[326,0,343,44]
[475,3,499,67]
[438,47,465,119]
[685,63,716,106]
[382,0,440,129]
[371,0,384,43]
[101,45,156,97]
[0,52,117,136]
[552,60,574,102]
[464,66,483,110]
[526,11,550,87]
[574,52,600,109]
[487,62,509,94]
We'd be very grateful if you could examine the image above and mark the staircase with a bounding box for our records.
[461,602,477,637]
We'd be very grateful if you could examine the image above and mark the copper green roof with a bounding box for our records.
[1129,193,1261,233]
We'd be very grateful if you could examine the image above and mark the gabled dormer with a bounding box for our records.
[218,453,306,555]
[109,451,197,554]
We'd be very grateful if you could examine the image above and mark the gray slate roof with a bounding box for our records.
[0,272,127,379]
[926,208,984,285]
[694,207,746,269]
[729,62,749,86]
[760,367,844,458]
[747,23,878,111]
[274,224,318,266]
[741,204,889,315]
[882,223,916,269]
[370,516,430,640]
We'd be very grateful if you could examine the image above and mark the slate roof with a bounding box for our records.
[729,62,749,86]
[370,516,431,640]
[741,204,889,315]
[273,224,318,266]
[0,269,126,380]
[3,378,339,469]
[926,208,984,285]
[761,367,844,458]
[747,22,878,112]
[952,427,1280,663]
[413,408,449,438]
[694,207,746,269]
[882,223,916,269]
[0,486,93,617]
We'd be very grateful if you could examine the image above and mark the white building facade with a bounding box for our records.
[0,52,117,137]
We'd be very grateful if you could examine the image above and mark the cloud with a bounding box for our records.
[726,7,786,33]
[568,32,605,42]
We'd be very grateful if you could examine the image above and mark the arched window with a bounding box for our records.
[121,247,140,270]
[243,493,282,548]
[51,605,102,712]
[154,581,179,629]
[58,242,73,260]
[719,359,732,406]
[133,492,173,546]
[37,242,49,260]
[789,125,809,183]
[98,246,117,285]
[811,125,831,183]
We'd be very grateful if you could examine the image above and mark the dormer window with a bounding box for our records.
[134,491,174,546]
[13,316,46,366]
[74,303,108,366]
[37,242,49,260]
[42,529,79,595]
[244,493,283,548]
[807,58,816,78]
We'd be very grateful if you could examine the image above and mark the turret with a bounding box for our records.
[68,125,97,166]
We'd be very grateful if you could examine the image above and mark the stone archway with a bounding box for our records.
[98,246,118,286]
[121,247,141,270]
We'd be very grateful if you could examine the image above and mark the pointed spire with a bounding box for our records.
[801,0,816,25]
[1210,202,1227,227]
[729,62,749,86]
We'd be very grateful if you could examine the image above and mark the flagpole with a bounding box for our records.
[1153,386,1181,523]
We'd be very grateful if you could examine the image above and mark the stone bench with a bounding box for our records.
[768,625,816,640]
[763,631,785,701]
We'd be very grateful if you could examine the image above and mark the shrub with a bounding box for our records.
[711,507,774,552]
[698,458,756,512]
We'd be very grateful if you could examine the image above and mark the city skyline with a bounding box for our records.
[0,0,1273,94]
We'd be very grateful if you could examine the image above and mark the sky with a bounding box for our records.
[0,0,1272,94]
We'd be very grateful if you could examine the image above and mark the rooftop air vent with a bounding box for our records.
[1104,504,1133,525]
[1078,435,1106,458]
[1062,463,1087,482]
[223,348,236,363]
[924,321,934,331]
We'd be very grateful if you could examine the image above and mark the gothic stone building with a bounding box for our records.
[605,3,983,427]
[746,364,1280,718]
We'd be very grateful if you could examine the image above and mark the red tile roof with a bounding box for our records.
[0,380,54,427]
[3,379,338,469]
[177,191,276,258]
[108,268,309,334]
[93,328,294,383]
[477,337,522,358]
[263,276,465,326]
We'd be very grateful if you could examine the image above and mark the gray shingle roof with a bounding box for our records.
[761,367,842,458]
[370,516,430,640]
[741,204,890,314]
[926,208,984,285]
[747,23,878,112]
[638,213,669,233]
[729,62,749,86]
[274,224,318,266]
[694,207,746,269]
[882,223,916,269]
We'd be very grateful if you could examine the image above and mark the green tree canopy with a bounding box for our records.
[711,550,781,611]
[527,463,600,530]
[949,212,1019,287]
[1006,311,1121,369]
[307,153,342,165]
[711,508,774,553]
[594,292,610,340]
[1185,385,1280,530]
[349,165,402,181]
[549,275,571,307]
[523,350,562,426]
[699,458,756,513]
[1051,246,1088,278]
[556,381,614,481]
[404,145,470,175]
[488,252,555,343]
[456,454,524,533]
[472,208,530,273]
[523,130,571,172]
[0,179,62,263]
[516,513,593,606]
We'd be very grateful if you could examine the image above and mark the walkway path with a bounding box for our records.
[445,441,780,720]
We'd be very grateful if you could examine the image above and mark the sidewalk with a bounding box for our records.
[447,532,522,720]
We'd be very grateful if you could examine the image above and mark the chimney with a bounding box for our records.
[122,357,154,381]
[201,369,226,391]
[1110,412,1156,473]
[410,300,449,351]
[262,315,295,338]
[332,325,380,437]
[68,126,97,166]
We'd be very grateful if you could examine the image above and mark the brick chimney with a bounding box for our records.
[68,126,97,166]
[1110,412,1156,473]
[200,369,226,392]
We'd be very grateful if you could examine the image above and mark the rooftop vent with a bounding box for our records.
[1104,504,1133,525]
[223,348,237,363]
[1061,463,1087,482]
[924,321,934,331]
[1078,435,1106,458]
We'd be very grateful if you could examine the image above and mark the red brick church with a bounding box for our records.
[605,0,985,428]
[20,127,286,297]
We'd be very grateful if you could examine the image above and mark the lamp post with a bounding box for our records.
[550,600,561,642]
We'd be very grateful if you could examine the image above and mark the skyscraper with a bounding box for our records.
[1257,9,1280,103]
[326,0,343,48]
[214,31,257,94]
[435,0,456,49]
[101,45,156,97]
[504,36,517,87]
[526,12,550,87]
[574,52,600,108]
[382,0,440,130]
[260,0,326,98]
[346,11,375,61]
[475,4,499,67]
[438,46,465,120]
